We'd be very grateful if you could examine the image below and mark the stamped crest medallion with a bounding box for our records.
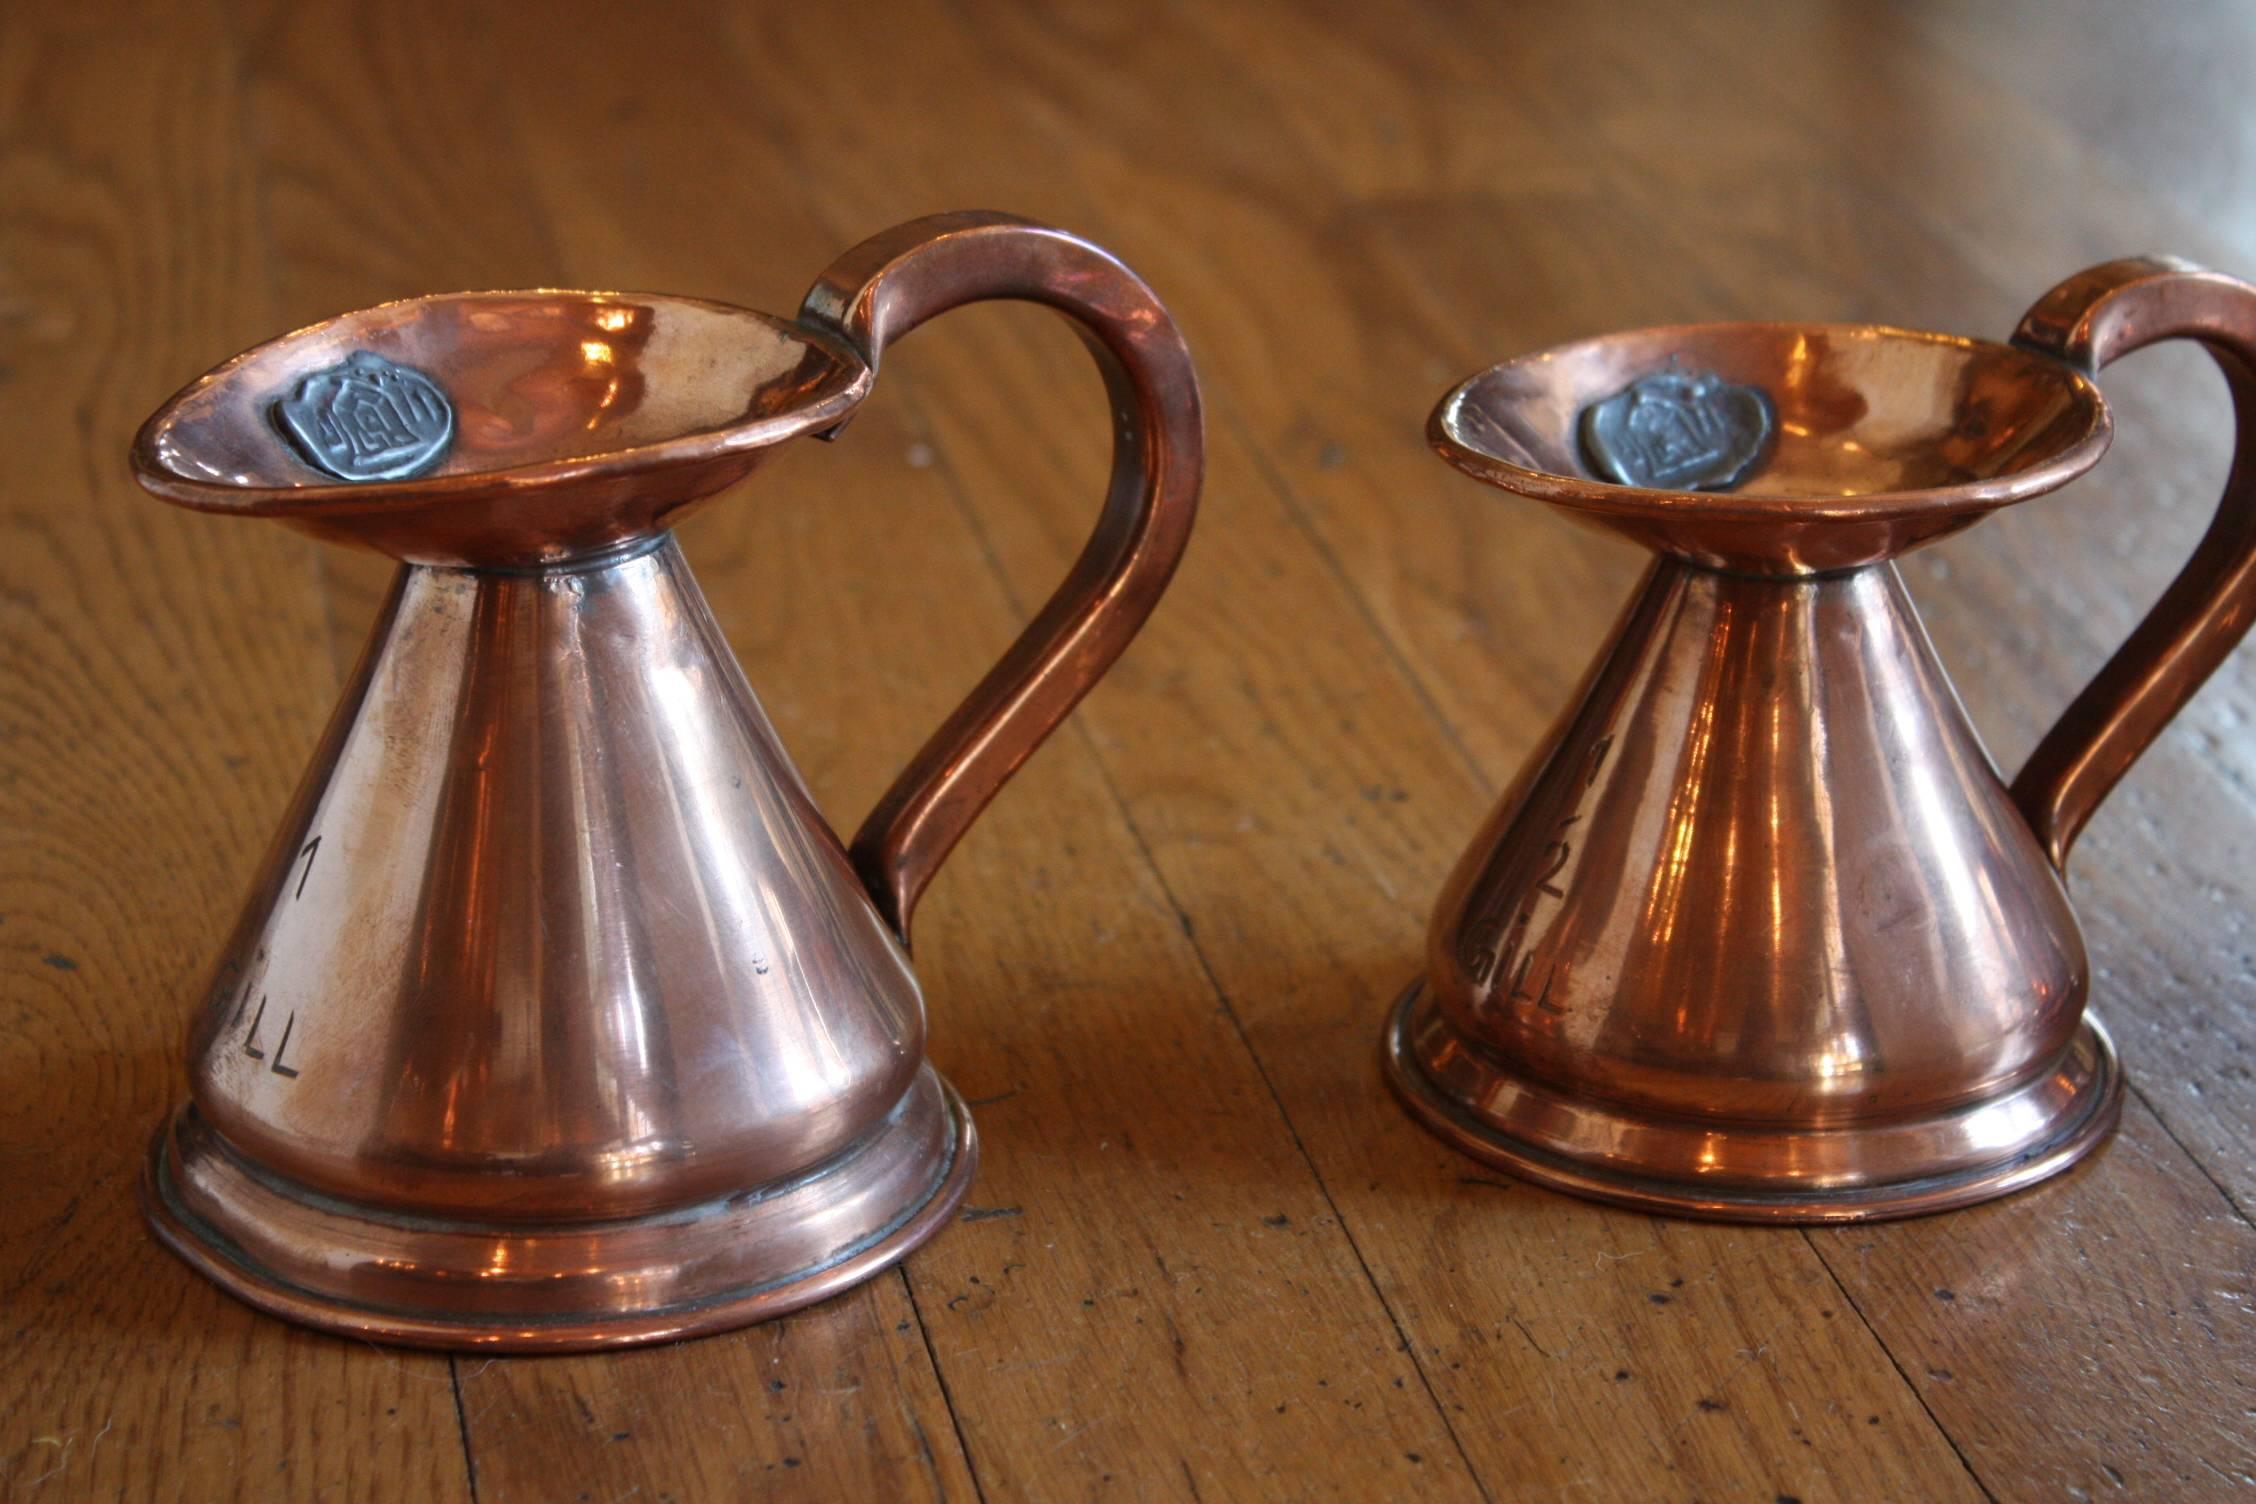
[272,350,455,482]
[1580,367,1774,491]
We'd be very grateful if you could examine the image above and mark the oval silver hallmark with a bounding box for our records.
[1580,367,1774,491]
[272,350,455,482]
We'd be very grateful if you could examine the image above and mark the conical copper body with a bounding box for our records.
[147,541,975,1342]
[1389,258,2256,1219]
[129,213,1203,1346]
[1388,557,2116,1217]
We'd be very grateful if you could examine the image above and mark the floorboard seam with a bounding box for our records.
[893,379,1496,1502]
[1081,741,1493,1501]
[899,1267,991,1504]
[1171,898,1495,1502]
[1223,405,1496,795]
[2124,1080,2256,1228]
[1799,1230,1997,1504]
[446,1357,482,1504]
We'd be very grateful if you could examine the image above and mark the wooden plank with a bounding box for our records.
[455,1277,976,1504]
[1808,1105,2256,1497]
[0,4,473,1500]
[1896,0,2256,273]
[740,1,2000,1497]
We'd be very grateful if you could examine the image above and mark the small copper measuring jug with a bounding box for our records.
[129,212,1201,1348]
[1388,257,2256,1221]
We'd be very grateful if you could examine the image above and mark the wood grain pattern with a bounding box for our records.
[2,1,2250,1500]
[453,1276,978,1504]
[0,5,472,1502]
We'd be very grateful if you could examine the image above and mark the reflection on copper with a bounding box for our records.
[130,212,1202,1347]
[1388,256,2256,1220]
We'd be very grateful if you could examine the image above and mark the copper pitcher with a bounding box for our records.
[129,212,1201,1348]
[1387,257,2256,1221]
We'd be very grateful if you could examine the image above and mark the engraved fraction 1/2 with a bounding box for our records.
[1460,734,1614,1017]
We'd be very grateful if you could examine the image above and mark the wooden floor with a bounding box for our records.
[5,1,2255,1498]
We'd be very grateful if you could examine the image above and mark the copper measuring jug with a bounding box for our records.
[129,212,1201,1348]
[1388,256,2256,1221]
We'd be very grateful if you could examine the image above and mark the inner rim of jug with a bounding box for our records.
[131,289,872,518]
[1433,321,2110,521]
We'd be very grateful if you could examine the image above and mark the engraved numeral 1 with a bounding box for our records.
[292,835,322,899]
[1584,733,1614,789]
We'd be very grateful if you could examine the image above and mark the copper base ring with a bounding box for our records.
[1381,981,2122,1222]
[141,1066,977,1351]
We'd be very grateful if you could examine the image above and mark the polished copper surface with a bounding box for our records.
[1431,322,2112,575]
[130,212,1202,1348]
[802,215,1204,940]
[134,290,871,568]
[1390,256,2256,1220]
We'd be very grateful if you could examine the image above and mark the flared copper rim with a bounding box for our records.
[130,288,872,519]
[1381,981,2124,1223]
[141,1073,979,1352]
[1430,321,2113,525]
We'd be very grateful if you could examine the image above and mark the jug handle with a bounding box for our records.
[2008,256,2256,873]
[799,212,1203,945]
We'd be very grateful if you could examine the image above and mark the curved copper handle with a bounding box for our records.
[2009,256,2256,872]
[799,212,1203,944]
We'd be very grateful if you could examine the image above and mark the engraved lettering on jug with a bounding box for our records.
[292,834,322,900]
[1583,735,1612,790]
[1461,734,1614,1015]
[241,994,269,1059]
[1505,944,1562,1015]
[269,1012,301,1078]
[237,993,302,1078]
[222,938,305,1081]
[272,350,455,482]
[1530,815,1579,899]
[1580,368,1774,492]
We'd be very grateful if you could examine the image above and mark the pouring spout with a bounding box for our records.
[131,288,872,568]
